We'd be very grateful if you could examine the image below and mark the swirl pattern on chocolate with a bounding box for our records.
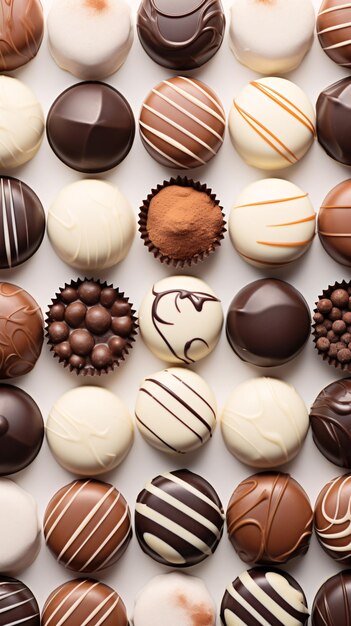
[0,0,44,71]
[312,570,351,626]
[317,0,351,67]
[0,576,40,626]
[314,474,351,564]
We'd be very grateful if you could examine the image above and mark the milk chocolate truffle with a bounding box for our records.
[314,474,351,564]
[0,577,40,626]
[0,0,44,71]
[42,579,128,626]
[226,279,311,368]
[318,180,351,267]
[317,0,351,67]
[310,379,351,468]
[312,571,351,626]
[46,278,137,376]
[47,82,135,173]
[313,281,351,371]
[0,385,43,475]
[317,77,351,166]
[135,469,224,567]
[137,0,225,70]
[0,283,43,379]
[221,568,309,626]
[139,76,225,169]
[43,479,132,572]
[226,472,313,565]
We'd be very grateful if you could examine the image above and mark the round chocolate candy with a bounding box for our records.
[226,278,311,368]
[312,571,351,626]
[317,77,351,167]
[47,82,135,173]
[0,384,43,475]
[318,180,351,267]
[0,283,43,379]
[43,479,132,573]
[226,472,313,565]
[137,0,225,70]
[313,281,351,372]
[42,579,128,626]
[317,0,351,68]
[221,568,309,626]
[314,473,351,564]
[0,0,43,71]
[135,469,224,567]
[139,76,225,169]
[0,577,40,626]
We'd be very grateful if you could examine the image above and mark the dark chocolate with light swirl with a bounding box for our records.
[312,570,351,626]
[137,0,225,70]
[0,576,40,626]
[310,379,351,468]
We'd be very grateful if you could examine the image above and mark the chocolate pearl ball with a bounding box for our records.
[49,303,65,321]
[315,325,327,337]
[91,344,113,369]
[328,344,338,358]
[342,333,351,345]
[69,329,94,356]
[61,287,78,303]
[65,302,87,327]
[313,312,324,323]
[338,348,351,363]
[323,319,332,330]
[108,336,126,356]
[100,288,116,308]
[336,341,346,351]
[327,330,338,343]
[85,306,111,335]
[332,320,347,335]
[78,282,101,305]
[111,316,133,337]
[54,341,73,360]
[111,300,131,317]
[331,289,349,308]
[343,312,351,325]
[48,321,69,343]
[69,354,86,369]
[317,298,332,313]
[316,337,330,352]
[329,307,342,321]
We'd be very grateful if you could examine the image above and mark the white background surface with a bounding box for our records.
[4,0,351,621]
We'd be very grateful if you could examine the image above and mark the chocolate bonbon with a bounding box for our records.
[312,571,351,626]
[0,385,43,475]
[318,180,351,267]
[46,386,133,475]
[0,283,43,379]
[48,180,136,271]
[313,281,351,371]
[229,77,316,170]
[221,377,309,469]
[314,474,351,564]
[0,478,40,574]
[229,178,316,268]
[135,367,216,454]
[43,479,132,572]
[42,579,128,626]
[133,572,216,626]
[47,82,135,173]
[317,0,351,67]
[135,469,224,567]
[229,0,315,75]
[226,472,313,565]
[317,77,351,166]
[139,275,223,364]
[0,577,40,626]
[221,568,309,626]
[310,379,351,468]
[46,278,137,376]
[48,0,133,79]
[139,76,225,169]
[137,0,225,70]
[226,278,311,367]
[0,0,43,71]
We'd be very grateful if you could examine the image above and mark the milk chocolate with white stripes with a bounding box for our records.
[134,469,224,567]
[314,473,351,564]
[0,576,40,626]
[43,479,132,573]
[317,78,351,167]
[317,0,351,67]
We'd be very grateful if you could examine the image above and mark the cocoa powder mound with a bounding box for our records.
[146,185,223,260]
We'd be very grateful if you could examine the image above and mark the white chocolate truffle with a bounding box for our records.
[221,377,309,468]
[133,573,216,626]
[0,478,40,574]
[229,178,316,268]
[135,367,217,454]
[47,179,136,271]
[138,275,223,365]
[229,0,315,75]
[0,77,44,170]
[46,386,134,476]
[47,0,134,80]
[229,77,316,170]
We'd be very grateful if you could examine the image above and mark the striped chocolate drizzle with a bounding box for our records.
[317,1,351,66]
[0,578,40,626]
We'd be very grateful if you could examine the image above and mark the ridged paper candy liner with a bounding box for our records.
[313,279,351,374]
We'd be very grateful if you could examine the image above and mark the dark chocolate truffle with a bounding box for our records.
[137,0,225,70]
[0,0,44,71]
[0,384,43,475]
[226,472,313,565]
[314,473,351,564]
[310,379,351,468]
[220,568,309,626]
[226,278,311,367]
[46,278,137,376]
[317,77,351,167]
[47,82,135,173]
[312,570,351,626]
[313,280,351,372]
[135,469,224,567]
[42,579,128,626]
[318,180,351,267]
[43,479,132,573]
[0,576,40,625]
[0,283,43,379]
[0,177,45,269]
[317,0,351,68]
[139,76,225,169]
